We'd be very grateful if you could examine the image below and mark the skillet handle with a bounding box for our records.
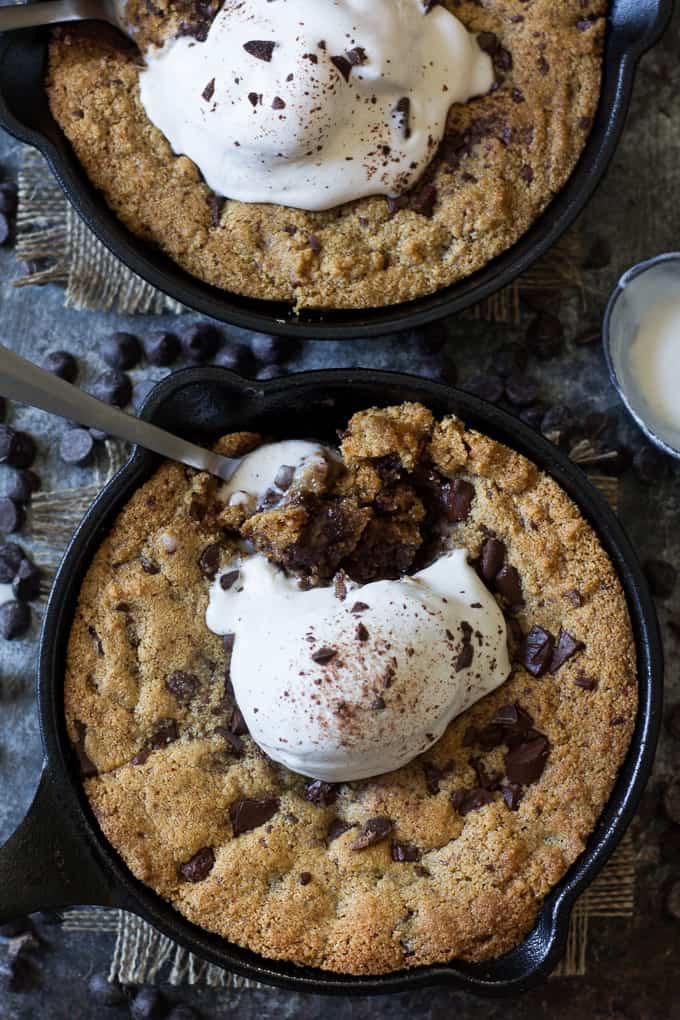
[0,768,122,922]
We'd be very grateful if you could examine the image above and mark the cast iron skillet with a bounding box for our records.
[0,0,673,338]
[0,368,663,995]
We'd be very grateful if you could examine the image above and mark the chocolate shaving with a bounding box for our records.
[199,543,221,578]
[394,97,411,139]
[504,735,550,785]
[243,40,276,61]
[229,797,279,836]
[520,625,555,677]
[207,194,225,227]
[441,478,475,522]
[311,646,337,664]
[201,78,215,102]
[451,787,494,816]
[549,628,585,673]
[391,839,421,862]
[495,565,524,607]
[180,846,215,882]
[304,780,338,806]
[330,54,353,81]
[326,818,353,843]
[351,816,393,850]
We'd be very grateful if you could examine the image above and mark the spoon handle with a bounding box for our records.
[0,0,92,32]
[0,345,238,481]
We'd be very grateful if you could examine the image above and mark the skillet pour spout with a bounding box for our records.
[0,0,673,336]
[0,368,663,995]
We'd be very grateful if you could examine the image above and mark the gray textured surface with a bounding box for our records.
[1,6,680,1018]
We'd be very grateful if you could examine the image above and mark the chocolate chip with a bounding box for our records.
[564,588,583,608]
[243,40,276,61]
[250,333,293,363]
[87,972,127,1006]
[180,322,221,362]
[299,871,312,885]
[633,446,669,484]
[11,559,41,602]
[202,77,215,101]
[0,426,36,468]
[272,96,286,109]
[477,31,499,54]
[91,368,132,407]
[520,625,555,677]
[470,756,502,791]
[130,985,165,1020]
[311,645,337,664]
[441,478,475,522]
[42,350,78,382]
[0,498,23,533]
[494,565,524,607]
[220,569,240,590]
[463,372,504,403]
[391,839,421,862]
[455,642,474,671]
[7,469,40,503]
[351,816,393,850]
[356,622,369,642]
[502,783,523,810]
[330,54,352,80]
[180,846,215,882]
[132,747,150,766]
[490,702,534,737]
[0,541,23,582]
[144,330,180,366]
[165,671,199,706]
[346,46,367,65]
[644,558,676,599]
[59,427,94,465]
[574,670,597,691]
[304,779,338,806]
[230,796,279,835]
[504,734,550,785]
[230,706,248,735]
[480,537,505,583]
[326,818,353,843]
[451,787,494,815]
[140,554,160,575]
[308,233,322,254]
[351,601,369,614]
[526,312,564,360]
[73,719,97,777]
[393,96,411,139]
[549,628,584,673]
[102,331,141,370]
[199,543,221,579]
[149,719,179,749]
[464,723,503,751]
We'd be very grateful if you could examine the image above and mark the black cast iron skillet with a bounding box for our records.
[0,0,673,338]
[0,368,663,995]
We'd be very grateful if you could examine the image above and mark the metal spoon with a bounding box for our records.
[0,0,126,34]
[0,345,242,482]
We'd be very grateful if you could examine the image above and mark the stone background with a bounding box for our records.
[0,5,679,1018]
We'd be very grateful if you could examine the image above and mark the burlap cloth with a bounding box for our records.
[15,148,635,987]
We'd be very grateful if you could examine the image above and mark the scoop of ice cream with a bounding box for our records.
[138,0,493,211]
[206,547,510,782]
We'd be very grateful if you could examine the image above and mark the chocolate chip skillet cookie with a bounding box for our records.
[46,0,607,310]
[65,403,635,974]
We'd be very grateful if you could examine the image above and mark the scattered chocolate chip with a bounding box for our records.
[351,816,393,850]
[42,349,78,382]
[180,846,215,882]
[149,719,179,749]
[308,233,322,254]
[351,601,369,614]
[326,818,353,843]
[477,30,499,54]
[59,427,94,465]
[102,331,141,370]
[564,588,583,608]
[393,96,411,139]
[220,569,240,590]
[11,559,41,602]
[0,541,23,582]
[206,192,226,226]
[549,628,584,673]
[202,77,215,101]
[304,779,338,806]
[7,469,40,503]
[526,312,564,360]
[130,985,165,1020]
[521,625,555,677]
[140,554,160,575]
[91,368,132,407]
[0,497,23,533]
[311,645,337,664]
[504,734,550,785]
[87,972,127,1006]
[132,747,150,766]
[644,558,676,599]
[230,796,279,835]
[243,39,276,61]
[441,478,475,522]
[330,54,352,81]
[199,543,221,579]
[464,723,503,752]
[451,787,494,815]
[495,565,524,608]
[272,95,286,109]
[0,426,35,469]
[480,537,505,583]
[356,622,369,642]
[391,839,421,862]
[502,783,523,810]
[250,333,293,363]
[180,322,221,362]
[165,671,199,706]
[455,642,474,671]
[299,871,312,885]
[463,372,505,403]
[73,719,97,777]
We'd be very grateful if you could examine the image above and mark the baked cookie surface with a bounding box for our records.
[65,404,636,975]
[45,1,607,310]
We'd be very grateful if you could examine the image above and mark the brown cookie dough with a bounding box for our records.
[64,403,636,975]
[45,1,607,310]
